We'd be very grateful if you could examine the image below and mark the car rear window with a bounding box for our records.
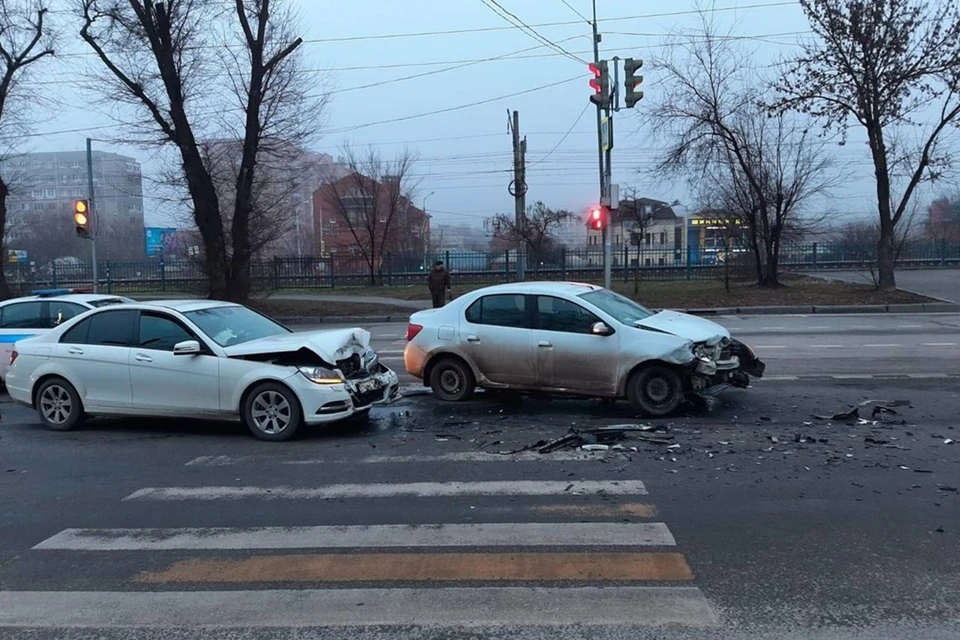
[86,309,137,346]
[464,294,528,328]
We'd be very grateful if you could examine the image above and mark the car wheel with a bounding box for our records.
[35,377,85,432]
[243,382,303,442]
[627,365,684,417]
[429,357,475,402]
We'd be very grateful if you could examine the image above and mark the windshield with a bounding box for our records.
[579,289,655,325]
[184,305,291,347]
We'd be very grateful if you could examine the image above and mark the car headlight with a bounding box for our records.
[692,344,708,359]
[298,366,343,385]
[362,349,379,369]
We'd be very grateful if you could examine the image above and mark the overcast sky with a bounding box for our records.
[25,0,960,229]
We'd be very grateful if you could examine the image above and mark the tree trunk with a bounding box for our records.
[0,177,10,299]
[877,231,897,290]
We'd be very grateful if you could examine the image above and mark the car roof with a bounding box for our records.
[0,293,127,306]
[135,299,242,313]
[469,281,603,296]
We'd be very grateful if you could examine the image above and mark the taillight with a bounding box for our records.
[406,323,424,341]
[9,350,18,366]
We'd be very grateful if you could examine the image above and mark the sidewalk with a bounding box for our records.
[267,293,430,310]
[810,269,960,303]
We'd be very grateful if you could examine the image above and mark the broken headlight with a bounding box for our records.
[298,365,343,385]
[692,343,710,359]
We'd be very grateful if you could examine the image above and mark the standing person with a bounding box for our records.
[427,260,451,308]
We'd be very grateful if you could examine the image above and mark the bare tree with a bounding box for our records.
[926,192,960,246]
[79,0,321,300]
[490,201,573,276]
[0,1,54,299]
[644,15,840,287]
[773,0,960,290]
[318,146,420,285]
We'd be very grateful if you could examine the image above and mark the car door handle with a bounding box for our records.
[134,353,153,363]
[538,340,553,348]
[466,335,480,343]
[67,347,84,355]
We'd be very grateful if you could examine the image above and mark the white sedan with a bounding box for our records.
[5,300,400,441]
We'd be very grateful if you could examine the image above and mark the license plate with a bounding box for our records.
[358,379,380,393]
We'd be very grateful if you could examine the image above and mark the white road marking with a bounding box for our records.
[907,373,949,379]
[761,375,800,380]
[897,324,924,328]
[34,522,676,551]
[923,343,958,347]
[377,349,404,354]
[381,356,404,361]
[851,325,877,329]
[761,326,786,330]
[862,344,901,348]
[807,325,832,329]
[0,587,720,627]
[830,374,874,380]
[810,344,844,348]
[185,450,636,467]
[123,480,649,501]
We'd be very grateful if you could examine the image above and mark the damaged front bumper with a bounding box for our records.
[298,366,400,424]
[689,340,766,394]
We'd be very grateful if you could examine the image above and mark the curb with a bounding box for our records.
[278,302,960,325]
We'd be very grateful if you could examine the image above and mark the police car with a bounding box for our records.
[0,289,133,380]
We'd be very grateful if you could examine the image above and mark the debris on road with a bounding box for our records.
[504,423,674,455]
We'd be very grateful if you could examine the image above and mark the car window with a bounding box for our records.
[86,309,137,347]
[184,305,290,347]
[48,302,88,328]
[60,318,90,344]
[536,296,600,334]
[464,294,528,328]
[579,289,655,325]
[0,302,45,329]
[138,313,195,351]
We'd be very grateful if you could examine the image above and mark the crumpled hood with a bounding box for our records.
[638,310,730,345]
[222,328,371,363]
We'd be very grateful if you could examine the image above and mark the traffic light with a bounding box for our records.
[624,58,644,108]
[589,205,605,231]
[588,60,609,108]
[74,200,90,238]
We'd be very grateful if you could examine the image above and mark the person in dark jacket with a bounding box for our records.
[427,260,451,308]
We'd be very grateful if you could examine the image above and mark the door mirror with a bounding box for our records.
[173,339,201,355]
[591,321,613,336]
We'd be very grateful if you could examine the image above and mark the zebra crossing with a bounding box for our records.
[0,453,720,631]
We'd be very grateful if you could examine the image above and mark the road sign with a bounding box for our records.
[7,249,27,264]
[601,116,611,152]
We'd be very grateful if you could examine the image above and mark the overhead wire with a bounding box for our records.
[477,0,588,65]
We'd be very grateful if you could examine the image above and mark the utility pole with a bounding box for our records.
[508,109,527,280]
[85,138,99,293]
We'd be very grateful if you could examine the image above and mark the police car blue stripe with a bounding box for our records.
[0,334,36,343]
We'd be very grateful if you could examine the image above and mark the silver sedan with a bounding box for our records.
[403,282,764,416]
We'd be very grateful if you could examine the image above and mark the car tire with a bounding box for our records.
[35,377,85,432]
[429,357,475,402]
[627,365,684,417]
[242,382,303,442]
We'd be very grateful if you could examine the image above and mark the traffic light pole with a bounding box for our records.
[591,0,610,290]
[86,138,99,293]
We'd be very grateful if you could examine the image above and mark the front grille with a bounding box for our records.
[351,387,386,408]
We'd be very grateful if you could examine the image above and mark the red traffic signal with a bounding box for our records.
[589,206,604,230]
[588,61,609,108]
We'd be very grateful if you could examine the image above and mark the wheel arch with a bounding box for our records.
[238,378,303,418]
[32,373,82,409]
[620,359,691,396]
[422,351,478,388]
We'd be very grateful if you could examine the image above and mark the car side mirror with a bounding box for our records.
[591,322,613,336]
[173,340,201,355]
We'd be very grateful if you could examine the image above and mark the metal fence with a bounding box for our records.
[5,241,960,296]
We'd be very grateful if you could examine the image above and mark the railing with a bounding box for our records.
[5,241,960,296]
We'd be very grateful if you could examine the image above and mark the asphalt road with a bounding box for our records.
[812,269,960,302]
[1,313,959,639]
